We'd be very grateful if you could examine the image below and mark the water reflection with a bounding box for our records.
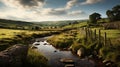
[32,37,95,67]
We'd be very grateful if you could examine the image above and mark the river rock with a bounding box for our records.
[60,58,74,64]
[77,47,85,58]
[65,64,75,67]
[31,46,38,49]
[54,50,57,52]
[0,44,28,67]
[33,42,40,45]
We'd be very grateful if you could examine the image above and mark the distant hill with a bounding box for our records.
[34,19,88,26]
[0,18,88,29]
[0,19,37,29]
[0,19,34,26]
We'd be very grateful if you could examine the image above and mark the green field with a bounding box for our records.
[63,22,87,29]
[0,28,49,39]
[91,28,120,39]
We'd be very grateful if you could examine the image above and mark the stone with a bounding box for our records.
[0,44,28,67]
[60,58,74,64]
[54,50,57,52]
[33,42,40,45]
[31,46,38,49]
[77,47,85,57]
[65,64,75,67]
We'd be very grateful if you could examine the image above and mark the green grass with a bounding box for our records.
[0,28,56,51]
[26,48,49,67]
[47,33,74,48]
[47,29,85,48]
[101,30,120,38]
[91,28,120,38]
[63,22,87,29]
[0,28,50,39]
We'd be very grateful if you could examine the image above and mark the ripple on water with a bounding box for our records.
[32,37,95,67]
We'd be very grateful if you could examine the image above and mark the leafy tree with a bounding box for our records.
[89,12,101,24]
[113,5,120,20]
[106,5,120,21]
[106,10,115,21]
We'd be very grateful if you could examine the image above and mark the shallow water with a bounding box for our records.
[32,36,95,67]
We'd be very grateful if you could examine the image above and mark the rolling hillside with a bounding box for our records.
[34,19,88,26]
[0,19,34,27]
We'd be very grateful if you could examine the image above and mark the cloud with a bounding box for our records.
[41,0,79,15]
[40,0,79,16]
[1,0,45,9]
[0,0,89,21]
[0,7,88,21]
[0,9,29,19]
[81,0,103,5]
[68,10,84,15]
[65,0,78,9]
[39,8,67,15]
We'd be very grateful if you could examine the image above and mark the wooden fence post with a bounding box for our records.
[98,29,101,45]
[104,32,107,46]
[85,28,88,41]
[94,29,96,40]
[90,29,93,40]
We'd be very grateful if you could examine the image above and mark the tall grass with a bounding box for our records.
[47,35,74,48]
[26,48,49,67]
[0,28,51,39]
[0,28,59,51]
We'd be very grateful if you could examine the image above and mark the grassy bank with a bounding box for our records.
[47,21,120,67]
[0,28,60,51]
[0,28,52,67]
[47,29,85,49]
[25,48,49,67]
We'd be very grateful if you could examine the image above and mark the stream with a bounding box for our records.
[32,36,95,67]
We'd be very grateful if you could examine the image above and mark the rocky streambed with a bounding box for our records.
[32,36,95,67]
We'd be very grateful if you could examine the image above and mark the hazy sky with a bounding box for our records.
[0,0,120,22]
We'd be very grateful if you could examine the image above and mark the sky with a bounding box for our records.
[0,0,120,22]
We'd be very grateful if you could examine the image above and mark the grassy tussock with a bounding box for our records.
[48,35,74,48]
[26,48,49,67]
[47,29,84,49]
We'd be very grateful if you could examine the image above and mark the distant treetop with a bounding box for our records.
[106,5,120,22]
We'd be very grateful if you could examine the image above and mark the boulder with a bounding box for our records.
[65,64,75,67]
[60,58,74,64]
[0,44,28,67]
[77,47,85,58]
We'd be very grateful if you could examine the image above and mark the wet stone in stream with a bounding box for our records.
[32,37,95,67]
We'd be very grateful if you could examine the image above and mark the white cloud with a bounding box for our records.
[0,8,66,21]
[0,9,88,21]
[81,0,103,5]
[0,9,32,20]
[68,10,84,15]
[0,0,89,21]
[1,0,45,9]
[40,8,67,15]
[65,0,78,9]
[38,0,79,16]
